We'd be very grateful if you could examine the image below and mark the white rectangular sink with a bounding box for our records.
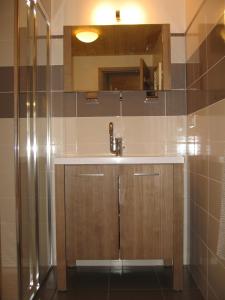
[54,155,184,165]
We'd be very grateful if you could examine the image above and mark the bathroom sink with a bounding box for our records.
[54,155,184,165]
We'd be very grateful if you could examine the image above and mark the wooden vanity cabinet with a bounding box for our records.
[120,164,173,260]
[65,165,119,263]
[55,163,183,291]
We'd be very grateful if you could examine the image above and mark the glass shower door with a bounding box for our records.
[35,3,51,283]
[18,0,38,298]
[18,0,51,299]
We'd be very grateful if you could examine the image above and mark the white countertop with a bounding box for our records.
[54,156,184,165]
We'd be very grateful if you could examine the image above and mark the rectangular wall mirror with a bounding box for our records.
[64,24,171,93]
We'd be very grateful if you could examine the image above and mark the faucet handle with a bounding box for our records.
[109,122,113,135]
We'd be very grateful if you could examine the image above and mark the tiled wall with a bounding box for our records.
[0,0,17,268]
[51,34,187,157]
[51,89,187,157]
[186,0,225,299]
[0,0,19,299]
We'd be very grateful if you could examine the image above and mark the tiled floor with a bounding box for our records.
[53,266,204,300]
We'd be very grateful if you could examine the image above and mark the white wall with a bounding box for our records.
[51,0,186,35]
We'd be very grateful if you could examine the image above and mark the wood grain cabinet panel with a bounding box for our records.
[56,163,183,291]
[65,165,119,263]
[119,164,173,259]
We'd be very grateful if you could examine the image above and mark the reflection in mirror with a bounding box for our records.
[64,24,171,92]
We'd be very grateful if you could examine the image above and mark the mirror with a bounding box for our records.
[64,24,171,92]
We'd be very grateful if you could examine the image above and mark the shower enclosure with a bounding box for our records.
[0,0,53,299]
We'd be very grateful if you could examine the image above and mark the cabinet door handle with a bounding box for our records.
[133,172,160,177]
[77,173,104,177]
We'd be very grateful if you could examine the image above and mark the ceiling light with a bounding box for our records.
[76,31,99,43]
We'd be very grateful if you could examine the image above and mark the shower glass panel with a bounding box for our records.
[18,0,51,299]
[18,0,38,298]
[36,4,51,283]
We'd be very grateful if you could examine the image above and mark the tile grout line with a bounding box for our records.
[154,267,165,300]
[107,268,111,300]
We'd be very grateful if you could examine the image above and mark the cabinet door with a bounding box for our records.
[120,164,173,259]
[65,165,119,263]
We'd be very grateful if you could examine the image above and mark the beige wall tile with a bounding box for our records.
[0,145,14,171]
[1,267,19,300]
[166,116,187,142]
[0,119,14,145]
[209,179,223,221]
[208,141,225,181]
[51,117,65,146]
[0,197,16,223]
[51,116,186,157]
[0,170,15,198]
[208,99,225,142]
[171,36,186,64]
[195,205,208,244]
[123,142,167,157]
[122,116,167,145]
[76,142,111,156]
[51,38,63,65]
[0,222,18,267]
[187,110,209,176]
[195,174,209,211]
[77,117,119,144]
[63,117,78,148]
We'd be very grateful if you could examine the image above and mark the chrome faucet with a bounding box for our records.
[109,122,123,156]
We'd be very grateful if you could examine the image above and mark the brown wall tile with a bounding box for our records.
[37,66,47,92]
[208,285,219,300]
[186,40,207,88]
[52,92,76,117]
[206,15,225,71]
[187,76,208,114]
[206,57,225,106]
[0,67,14,92]
[122,91,165,116]
[36,92,48,117]
[77,91,120,117]
[166,90,187,115]
[208,250,225,300]
[0,93,14,118]
[19,66,32,93]
[51,65,64,91]
[171,64,186,89]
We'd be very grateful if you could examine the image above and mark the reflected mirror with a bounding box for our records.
[64,24,171,92]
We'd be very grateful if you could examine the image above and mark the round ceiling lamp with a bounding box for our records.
[76,31,99,43]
